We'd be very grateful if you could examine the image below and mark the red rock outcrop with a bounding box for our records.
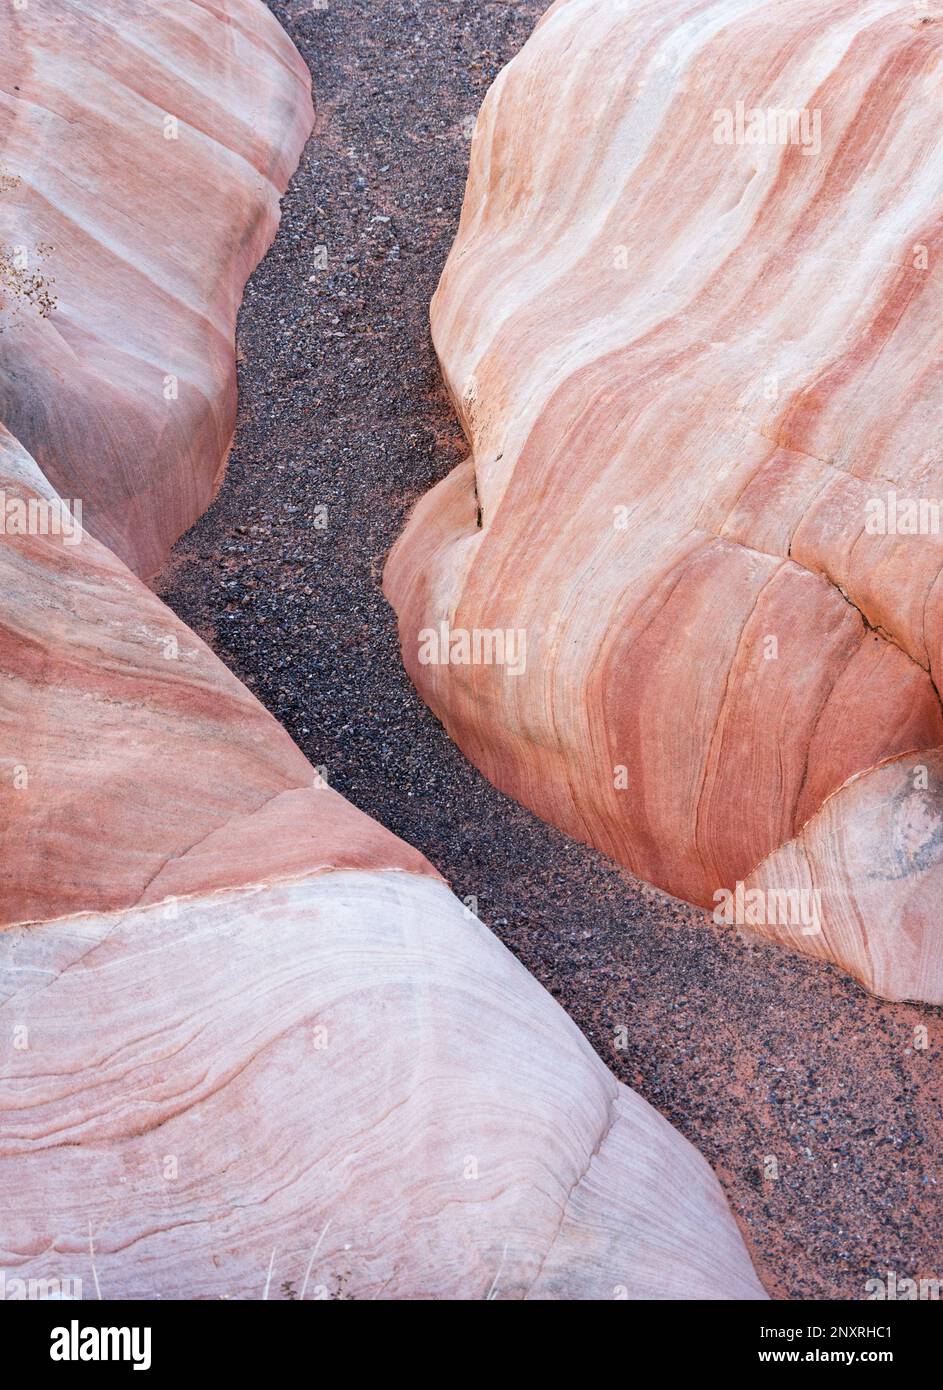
[0,2,765,1299]
[385,0,943,1004]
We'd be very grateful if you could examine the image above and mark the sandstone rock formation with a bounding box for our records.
[385,0,943,1004]
[0,0,314,578]
[0,1,765,1299]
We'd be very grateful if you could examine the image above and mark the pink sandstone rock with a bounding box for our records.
[0,2,765,1299]
[385,0,943,1004]
[0,0,314,578]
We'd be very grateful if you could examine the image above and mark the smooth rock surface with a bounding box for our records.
[0,869,765,1300]
[385,0,943,1003]
[0,0,314,578]
[0,423,434,929]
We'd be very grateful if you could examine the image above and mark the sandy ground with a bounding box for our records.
[156,0,942,1299]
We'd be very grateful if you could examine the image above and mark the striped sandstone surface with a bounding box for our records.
[386,0,943,1003]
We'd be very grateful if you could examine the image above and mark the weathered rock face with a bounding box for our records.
[0,2,765,1299]
[385,0,943,1004]
[0,0,314,578]
[0,423,435,928]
